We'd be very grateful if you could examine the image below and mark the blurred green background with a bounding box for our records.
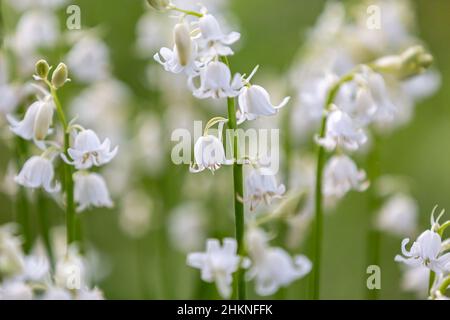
[1,0,449,299]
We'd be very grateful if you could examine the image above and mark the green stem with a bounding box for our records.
[365,134,381,300]
[310,73,354,300]
[439,275,450,296]
[48,83,76,247]
[429,271,436,294]
[169,6,203,17]
[221,56,246,300]
[37,190,55,269]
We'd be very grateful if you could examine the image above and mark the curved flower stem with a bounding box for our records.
[169,6,203,18]
[439,275,450,296]
[310,73,354,300]
[47,83,76,247]
[220,56,246,300]
[37,190,55,269]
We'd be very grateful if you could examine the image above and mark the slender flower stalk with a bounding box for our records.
[44,79,77,246]
[37,190,55,269]
[221,56,246,300]
[311,73,354,300]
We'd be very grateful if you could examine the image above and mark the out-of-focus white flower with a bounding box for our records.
[23,255,50,282]
[0,280,33,300]
[376,194,418,237]
[197,14,240,58]
[41,287,72,300]
[187,238,243,299]
[154,23,201,76]
[119,191,152,238]
[11,10,59,54]
[66,35,110,83]
[54,246,86,291]
[135,12,171,57]
[246,228,312,296]
[73,172,113,212]
[395,230,450,274]
[168,202,206,253]
[0,84,21,115]
[188,61,242,99]
[1,162,19,197]
[316,107,367,151]
[245,167,285,211]
[64,129,118,170]
[0,224,25,277]
[8,95,54,141]
[15,155,61,193]
[7,0,68,12]
[400,265,429,298]
[237,84,289,123]
[190,134,232,173]
[77,287,104,300]
[323,154,369,199]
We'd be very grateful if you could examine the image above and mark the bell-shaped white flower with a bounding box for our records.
[8,95,54,141]
[316,107,367,151]
[245,167,285,211]
[0,224,25,278]
[187,238,243,299]
[395,230,450,274]
[197,14,240,57]
[0,280,33,300]
[64,129,118,170]
[323,154,369,199]
[376,194,418,237]
[15,155,60,193]
[246,228,312,296]
[73,172,113,212]
[188,61,242,99]
[154,23,200,76]
[190,134,232,173]
[237,85,290,123]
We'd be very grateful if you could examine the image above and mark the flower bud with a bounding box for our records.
[34,99,54,140]
[146,0,170,11]
[174,23,192,66]
[51,63,69,89]
[35,59,50,79]
[373,45,434,79]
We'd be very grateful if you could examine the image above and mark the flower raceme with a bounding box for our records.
[63,129,118,170]
[187,238,248,299]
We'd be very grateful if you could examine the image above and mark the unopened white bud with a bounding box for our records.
[35,59,50,79]
[51,63,69,88]
[146,0,170,11]
[174,23,192,66]
[34,99,54,140]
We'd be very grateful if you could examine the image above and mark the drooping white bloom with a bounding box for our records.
[64,129,118,170]
[237,85,290,123]
[8,95,54,141]
[376,194,418,237]
[187,238,243,298]
[188,61,242,99]
[73,172,113,212]
[0,280,33,300]
[23,255,50,282]
[395,230,450,274]
[154,23,200,76]
[66,35,110,83]
[316,107,367,151]
[246,228,312,296]
[15,156,60,193]
[190,134,232,173]
[197,14,240,57]
[336,82,377,126]
[323,154,369,199]
[245,167,285,211]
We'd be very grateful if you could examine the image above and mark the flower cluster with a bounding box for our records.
[0,224,104,300]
